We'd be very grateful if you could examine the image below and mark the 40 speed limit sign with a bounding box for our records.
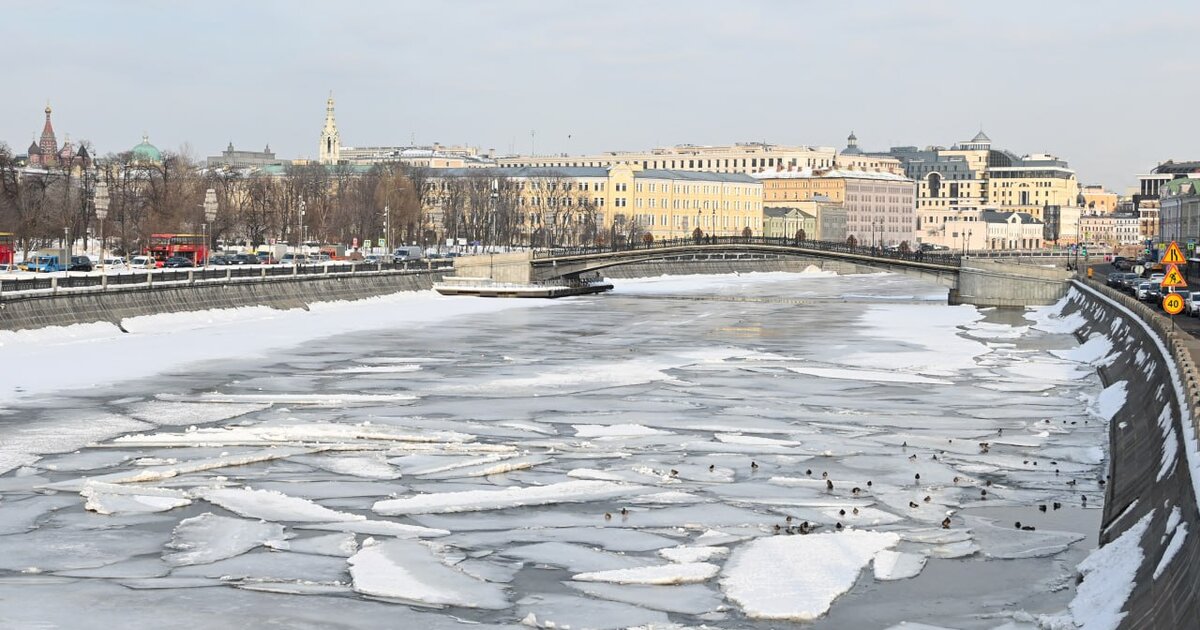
[1163,292,1186,315]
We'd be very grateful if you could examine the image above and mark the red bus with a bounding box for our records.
[0,233,13,266]
[145,234,207,266]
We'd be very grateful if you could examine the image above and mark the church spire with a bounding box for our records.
[39,101,59,165]
[319,91,340,165]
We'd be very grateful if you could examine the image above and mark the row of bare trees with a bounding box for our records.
[1,143,650,257]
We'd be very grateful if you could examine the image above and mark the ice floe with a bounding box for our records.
[373,480,644,515]
[163,513,289,566]
[348,539,509,609]
[720,531,899,620]
[572,562,720,585]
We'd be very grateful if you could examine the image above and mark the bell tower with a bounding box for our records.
[319,91,340,165]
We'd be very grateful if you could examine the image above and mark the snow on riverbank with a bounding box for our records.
[0,290,545,406]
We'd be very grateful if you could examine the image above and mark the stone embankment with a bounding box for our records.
[0,270,443,332]
[1065,280,1200,628]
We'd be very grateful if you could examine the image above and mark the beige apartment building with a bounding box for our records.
[498,141,903,176]
[884,132,1082,245]
[425,164,763,243]
[1079,212,1141,249]
[754,168,915,247]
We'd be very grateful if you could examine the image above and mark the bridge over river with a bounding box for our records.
[452,236,1071,307]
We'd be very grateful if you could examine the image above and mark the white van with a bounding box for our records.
[130,255,157,270]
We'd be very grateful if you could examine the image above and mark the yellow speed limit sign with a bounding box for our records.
[1163,292,1186,315]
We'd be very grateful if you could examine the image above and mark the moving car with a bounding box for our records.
[280,253,309,265]
[101,257,128,270]
[1135,282,1153,301]
[255,253,278,265]
[163,256,195,268]
[231,253,260,265]
[209,255,232,265]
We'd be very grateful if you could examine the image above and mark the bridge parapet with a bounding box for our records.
[452,238,1071,307]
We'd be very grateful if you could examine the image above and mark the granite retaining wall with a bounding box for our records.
[0,270,443,332]
[1065,280,1200,628]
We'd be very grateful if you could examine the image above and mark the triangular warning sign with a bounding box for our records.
[1163,241,1187,264]
[1162,264,1188,288]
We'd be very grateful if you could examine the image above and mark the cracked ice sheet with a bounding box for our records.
[164,513,289,566]
[348,539,509,609]
[572,562,719,585]
[720,531,900,620]
[565,581,725,615]
[196,487,363,522]
[499,541,661,572]
[81,482,192,515]
[787,366,953,385]
[110,422,472,448]
[873,550,927,580]
[373,480,645,515]
[518,592,669,630]
[834,304,990,375]
[123,401,270,427]
[0,413,152,476]
[444,527,680,553]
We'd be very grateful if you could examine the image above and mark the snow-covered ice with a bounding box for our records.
[720,531,900,620]
[373,480,644,515]
[348,539,509,609]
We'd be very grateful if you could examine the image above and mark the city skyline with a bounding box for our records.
[2,1,1197,192]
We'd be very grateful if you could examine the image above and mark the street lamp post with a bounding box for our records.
[94,182,109,270]
[203,188,218,269]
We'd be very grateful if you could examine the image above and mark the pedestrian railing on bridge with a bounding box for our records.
[0,259,456,298]
[530,236,963,267]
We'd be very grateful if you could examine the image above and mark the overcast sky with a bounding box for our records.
[3,1,1195,191]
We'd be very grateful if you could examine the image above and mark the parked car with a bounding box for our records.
[100,257,128,270]
[130,255,157,270]
[362,255,383,264]
[231,253,260,265]
[209,255,232,265]
[163,256,195,268]
[280,253,309,265]
[255,253,278,264]
[68,255,94,272]
[311,253,332,264]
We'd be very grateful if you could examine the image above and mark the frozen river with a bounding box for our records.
[0,270,1111,629]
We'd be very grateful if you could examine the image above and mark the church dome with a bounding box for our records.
[131,135,162,164]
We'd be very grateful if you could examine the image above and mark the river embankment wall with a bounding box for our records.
[1064,280,1200,628]
[0,270,444,332]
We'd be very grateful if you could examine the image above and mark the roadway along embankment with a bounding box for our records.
[0,269,445,332]
[1064,280,1200,628]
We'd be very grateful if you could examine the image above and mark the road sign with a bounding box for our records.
[1163,241,1187,264]
[1164,292,1186,315]
[1161,264,1188,288]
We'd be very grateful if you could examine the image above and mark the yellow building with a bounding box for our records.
[498,141,903,176]
[425,165,763,245]
[1079,185,1119,214]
